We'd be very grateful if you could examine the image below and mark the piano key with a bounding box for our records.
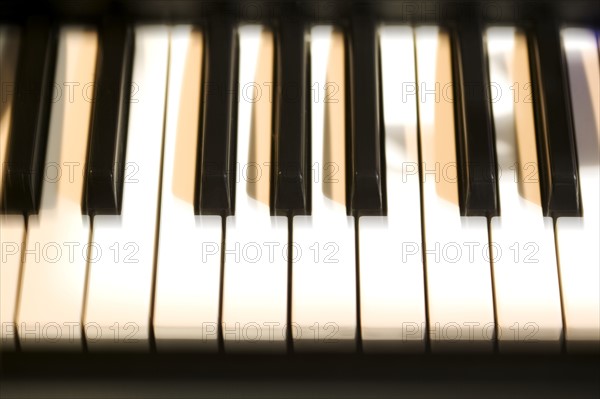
[272,15,310,216]
[415,26,494,351]
[84,26,169,350]
[195,16,238,216]
[451,20,499,216]
[292,26,356,352]
[1,216,25,350]
[84,17,134,215]
[346,15,384,215]
[487,28,562,351]
[2,17,57,214]
[528,20,581,217]
[16,27,97,350]
[0,25,22,352]
[358,26,425,352]
[556,28,600,351]
[0,25,20,199]
[153,26,221,351]
[222,26,288,352]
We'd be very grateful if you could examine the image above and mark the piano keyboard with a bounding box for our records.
[1,16,599,356]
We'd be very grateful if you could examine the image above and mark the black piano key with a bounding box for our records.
[272,15,310,216]
[195,16,238,216]
[2,17,57,214]
[346,15,385,216]
[84,17,134,215]
[450,20,499,217]
[528,20,582,217]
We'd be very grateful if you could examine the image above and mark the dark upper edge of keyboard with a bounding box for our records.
[1,1,599,25]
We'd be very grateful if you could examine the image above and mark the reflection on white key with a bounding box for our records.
[153,26,221,351]
[17,28,97,350]
[557,28,600,351]
[0,26,21,351]
[487,28,562,351]
[1,25,20,197]
[359,26,425,352]
[223,26,287,352]
[415,27,494,351]
[84,26,169,350]
[292,27,356,352]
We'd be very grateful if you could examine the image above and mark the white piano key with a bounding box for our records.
[292,27,356,352]
[16,27,97,350]
[84,26,169,350]
[487,28,562,351]
[414,27,494,351]
[557,28,600,351]
[1,216,24,350]
[358,26,426,352]
[0,26,21,351]
[152,26,221,351]
[222,26,288,352]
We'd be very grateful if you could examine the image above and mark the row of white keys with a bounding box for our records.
[3,24,595,354]
[96,26,598,352]
[17,27,97,350]
[0,26,23,351]
[358,26,426,352]
[222,26,288,352]
[487,28,562,351]
[557,28,600,351]
[153,26,222,351]
[415,27,495,351]
[292,27,356,352]
[83,26,169,350]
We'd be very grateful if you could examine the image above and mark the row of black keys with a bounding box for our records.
[1,14,581,218]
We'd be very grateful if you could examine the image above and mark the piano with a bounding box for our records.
[1,0,599,397]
